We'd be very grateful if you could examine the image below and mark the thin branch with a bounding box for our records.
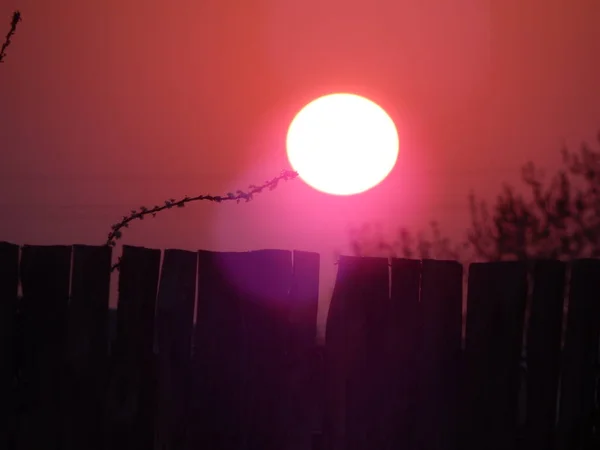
[106,169,299,271]
[0,11,22,63]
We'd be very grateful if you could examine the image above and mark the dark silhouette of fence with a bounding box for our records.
[0,242,598,450]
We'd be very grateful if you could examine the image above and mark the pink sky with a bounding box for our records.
[1,0,599,336]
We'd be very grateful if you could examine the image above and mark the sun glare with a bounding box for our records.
[286,93,399,196]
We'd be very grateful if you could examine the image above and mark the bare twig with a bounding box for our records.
[106,169,299,271]
[0,11,22,63]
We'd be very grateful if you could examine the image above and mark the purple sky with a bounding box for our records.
[1,0,599,336]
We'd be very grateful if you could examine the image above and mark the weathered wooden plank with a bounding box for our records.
[62,245,112,450]
[463,261,528,450]
[0,242,19,449]
[323,256,389,450]
[191,249,294,450]
[238,250,293,450]
[556,259,600,450]
[190,251,247,450]
[416,259,463,450]
[154,249,197,450]
[523,260,566,450]
[385,258,421,450]
[17,245,72,450]
[106,245,161,450]
[284,250,320,450]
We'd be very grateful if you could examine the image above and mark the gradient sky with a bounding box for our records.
[1,0,599,336]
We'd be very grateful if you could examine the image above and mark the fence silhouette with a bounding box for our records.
[0,242,598,450]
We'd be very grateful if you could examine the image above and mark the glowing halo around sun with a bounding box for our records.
[286,93,399,196]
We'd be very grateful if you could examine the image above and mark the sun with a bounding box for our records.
[286,93,399,196]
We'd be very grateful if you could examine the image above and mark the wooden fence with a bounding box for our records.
[0,242,598,450]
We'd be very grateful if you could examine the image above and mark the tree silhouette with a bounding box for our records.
[349,131,600,263]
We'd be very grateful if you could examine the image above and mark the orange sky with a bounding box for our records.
[1,0,599,336]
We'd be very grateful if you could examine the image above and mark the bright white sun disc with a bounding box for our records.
[286,93,399,195]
